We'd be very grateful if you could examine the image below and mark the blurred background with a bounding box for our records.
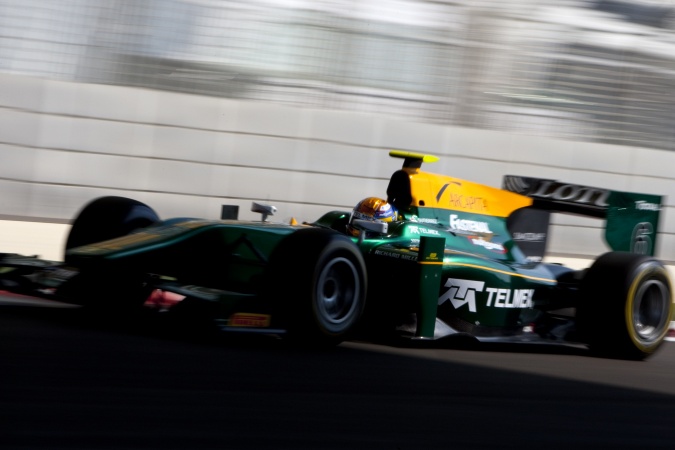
[1,0,674,262]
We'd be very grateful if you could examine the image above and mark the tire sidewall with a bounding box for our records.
[266,228,367,344]
[623,261,672,354]
[310,238,366,337]
[580,252,673,359]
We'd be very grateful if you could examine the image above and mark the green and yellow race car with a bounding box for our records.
[1,151,671,359]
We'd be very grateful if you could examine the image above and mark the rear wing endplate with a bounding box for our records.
[503,175,664,260]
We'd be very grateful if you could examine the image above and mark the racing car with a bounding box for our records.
[0,151,672,359]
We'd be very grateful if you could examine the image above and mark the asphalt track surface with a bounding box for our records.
[2,294,675,449]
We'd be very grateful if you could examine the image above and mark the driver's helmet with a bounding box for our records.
[347,197,398,237]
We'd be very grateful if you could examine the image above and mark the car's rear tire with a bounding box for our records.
[579,252,673,360]
[265,228,367,346]
[61,196,160,313]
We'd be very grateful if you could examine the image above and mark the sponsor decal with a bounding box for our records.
[352,211,374,221]
[505,176,609,208]
[438,278,534,312]
[449,214,492,234]
[419,250,443,265]
[438,278,484,312]
[635,200,660,211]
[532,182,609,207]
[512,232,546,243]
[374,249,418,261]
[436,183,488,212]
[229,313,271,328]
[448,193,488,212]
[485,288,534,308]
[373,249,417,261]
[470,237,505,253]
[409,225,440,236]
[410,216,439,224]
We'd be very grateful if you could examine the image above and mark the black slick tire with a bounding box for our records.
[579,252,673,360]
[60,196,160,312]
[265,227,367,346]
[65,196,160,255]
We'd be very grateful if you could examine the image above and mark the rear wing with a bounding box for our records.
[503,175,664,260]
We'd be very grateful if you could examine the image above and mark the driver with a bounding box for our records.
[346,197,398,237]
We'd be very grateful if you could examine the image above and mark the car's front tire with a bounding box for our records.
[65,196,160,255]
[265,228,367,346]
[61,196,160,312]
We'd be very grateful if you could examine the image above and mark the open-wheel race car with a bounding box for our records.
[1,151,672,359]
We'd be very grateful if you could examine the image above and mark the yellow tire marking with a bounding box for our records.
[625,265,673,352]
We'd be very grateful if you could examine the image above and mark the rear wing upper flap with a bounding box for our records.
[503,175,664,259]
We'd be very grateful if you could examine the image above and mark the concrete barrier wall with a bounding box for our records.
[1,73,674,263]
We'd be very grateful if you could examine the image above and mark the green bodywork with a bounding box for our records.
[1,152,663,342]
[67,218,295,285]
[65,218,299,328]
[315,209,559,336]
[605,191,662,256]
[60,207,559,338]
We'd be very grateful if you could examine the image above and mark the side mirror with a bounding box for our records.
[251,202,277,222]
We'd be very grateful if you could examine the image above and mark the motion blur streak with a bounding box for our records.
[1,1,674,263]
[2,0,675,150]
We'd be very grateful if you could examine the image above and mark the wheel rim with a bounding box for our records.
[632,279,671,345]
[315,256,361,332]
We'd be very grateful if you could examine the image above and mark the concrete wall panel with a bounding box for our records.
[151,126,218,162]
[235,102,305,138]
[301,109,381,147]
[0,73,45,111]
[40,80,160,124]
[1,74,673,262]
[216,134,305,170]
[634,148,675,180]
[152,90,230,131]
[377,118,448,155]
[0,144,39,181]
[0,180,32,217]
[571,142,633,175]
[0,109,41,148]
[548,224,606,257]
[146,159,213,196]
[507,135,577,169]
